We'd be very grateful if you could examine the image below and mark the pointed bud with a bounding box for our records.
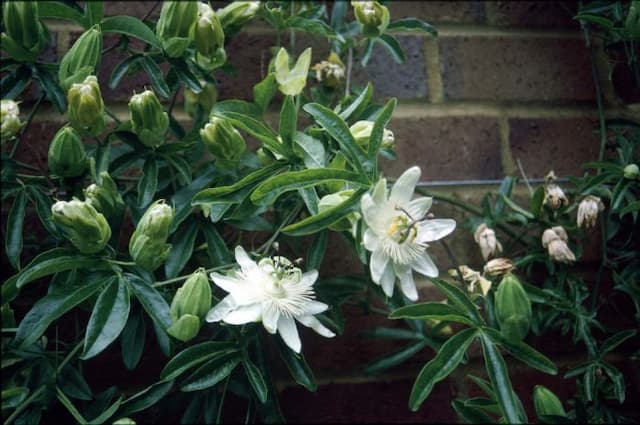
[129,200,173,271]
[156,1,198,58]
[194,3,226,70]
[58,25,102,92]
[67,75,105,137]
[494,274,531,342]
[167,268,211,342]
[200,116,246,164]
[48,125,87,177]
[351,1,390,37]
[533,385,566,418]
[128,90,169,147]
[184,80,218,117]
[51,198,111,254]
[349,120,394,150]
[84,172,124,219]
[1,99,24,143]
[274,47,312,96]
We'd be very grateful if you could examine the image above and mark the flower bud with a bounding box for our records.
[474,223,503,260]
[533,385,566,418]
[113,419,136,425]
[217,1,259,29]
[128,90,169,147]
[48,125,87,177]
[156,1,198,58]
[577,195,604,229]
[58,25,102,93]
[483,257,515,277]
[200,116,246,164]
[494,273,531,342]
[542,226,575,263]
[167,268,212,342]
[129,200,173,271]
[194,3,226,70]
[67,75,105,137]
[84,172,125,219]
[351,1,390,37]
[624,163,639,180]
[318,190,360,234]
[184,80,218,117]
[51,198,111,254]
[349,120,394,150]
[311,52,346,88]
[2,1,47,59]
[274,47,312,96]
[1,99,24,143]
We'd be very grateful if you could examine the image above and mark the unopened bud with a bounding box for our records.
[129,200,173,271]
[48,125,87,177]
[129,90,169,147]
[184,80,218,117]
[311,52,346,88]
[351,1,390,37]
[577,195,604,229]
[318,190,360,234]
[494,274,531,342]
[58,25,102,92]
[67,75,105,137]
[542,226,575,263]
[167,268,212,342]
[200,116,246,164]
[217,1,259,29]
[51,198,111,254]
[624,163,639,180]
[274,47,312,96]
[474,223,503,260]
[483,258,515,277]
[1,99,23,142]
[156,1,198,58]
[533,385,566,418]
[349,120,394,150]
[194,3,226,70]
[84,172,124,219]
[2,1,47,60]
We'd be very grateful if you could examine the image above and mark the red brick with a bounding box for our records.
[485,1,580,29]
[440,37,595,103]
[388,1,486,24]
[509,117,600,178]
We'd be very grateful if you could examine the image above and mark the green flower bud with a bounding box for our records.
[112,418,136,425]
[351,1,390,37]
[200,116,246,164]
[1,1,47,59]
[318,190,360,234]
[274,47,312,96]
[533,385,566,418]
[1,99,24,143]
[128,90,169,147]
[494,274,532,342]
[48,125,87,177]
[156,1,198,58]
[58,25,102,93]
[67,75,105,137]
[217,1,259,29]
[349,120,394,150]
[167,268,211,342]
[184,80,218,117]
[51,198,111,254]
[129,200,173,271]
[623,163,639,180]
[194,3,225,70]
[84,172,124,219]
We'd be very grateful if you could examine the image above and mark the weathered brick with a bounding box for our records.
[509,117,600,178]
[103,1,160,19]
[380,116,503,181]
[440,37,595,102]
[485,1,579,29]
[387,1,486,24]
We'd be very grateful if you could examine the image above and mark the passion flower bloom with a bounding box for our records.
[206,246,335,353]
[360,166,456,301]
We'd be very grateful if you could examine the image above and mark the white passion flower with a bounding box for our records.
[206,246,335,353]
[360,166,456,301]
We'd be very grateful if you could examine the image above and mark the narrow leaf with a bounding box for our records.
[180,352,241,392]
[200,223,231,266]
[430,278,483,325]
[124,274,172,329]
[378,34,406,64]
[388,18,438,37]
[276,339,317,391]
[368,98,396,158]
[339,82,373,121]
[598,329,636,356]
[161,342,237,381]
[483,328,557,375]
[137,157,158,208]
[101,16,161,49]
[116,381,173,417]
[243,357,268,403]
[6,189,26,270]
[16,251,109,289]
[164,220,198,279]
[279,95,297,155]
[121,306,145,370]
[390,302,476,326]
[365,340,428,374]
[139,56,170,98]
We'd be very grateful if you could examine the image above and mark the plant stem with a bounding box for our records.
[106,259,137,266]
[345,47,353,97]
[105,108,122,125]
[440,239,466,291]
[256,203,303,255]
[153,264,233,287]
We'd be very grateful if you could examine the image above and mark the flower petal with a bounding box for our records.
[370,248,389,284]
[302,300,329,315]
[223,303,262,325]
[390,166,420,205]
[234,245,258,273]
[380,262,395,297]
[416,219,456,244]
[299,270,319,288]
[209,272,256,304]
[277,315,301,353]
[205,295,236,322]
[411,253,439,277]
[406,197,432,220]
[394,263,418,301]
[363,228,381,251]
[371,177,387,204]
[262,303,279,334]
[360,194,377,227]
[296,315,336,338]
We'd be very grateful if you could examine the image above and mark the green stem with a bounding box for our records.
[216,375,231,424]
[256,203,303,255]
[345,46,353,97]
[106,259,137,266]
[153,264,233,288]
[440,239,466,291]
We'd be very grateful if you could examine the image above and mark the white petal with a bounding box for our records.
[360,194,378,227]
[296,315,336,338]
[277,315,301,353]
[234,246,258,273]
[262,304,279,334]
[416,219,456,244]
[370,248,389,284]
[363,228,381,251]
[390,166,420,205]
[406,197,432,220]
[209,272,245,294]
[299,270,319,287]
[394,263,418,301]
[223,303,262,325]
[380,262,395,297]
[411,254,439,277]
[205,295,236,322]
[302,300,329,315]
[371,177,388,204]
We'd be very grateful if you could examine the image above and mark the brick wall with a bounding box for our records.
[16,1,639,422]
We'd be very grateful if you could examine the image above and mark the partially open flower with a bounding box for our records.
[311,52,346,88]
[51,198,111,254]
[1,99,23,143]
[67,75,105,137]
[543,170,568,210]
[206,246,335,353]
[542,226,575,263]
[483,258,515,277]
[577,195,604,229]
[351,1,390,37]
[274,47,312,96]
[448,265,492,296]
[473,223,502,260]
[349,120,394,151]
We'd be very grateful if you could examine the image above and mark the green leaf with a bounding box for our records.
[161,341,237,381]
[360,327,423,340]
[339,82,373,122]
[1,65,31,99]
[14,275,107,348]
[409,328,478,411]
[306,230,327,270]
[388,18,438,37]
[180,351,241,392]
[253,73,277,113]
[598,329,637,356]
[86,395,123,424]
[619,200,640,217]
[365,339,428,374]
[85,1,103,27]
[390,302,477,326]
[279,95,297,155]
[200,223,231,266]
[6,189,26,270]
[451,399,495,424]
[32,64,66,113]
[139,56,170,98]
[295,132,326,169]
[243,356,268,403]
[530,186,545,218]
[82,277,130,360]
[121,306,145,370]
[164,220,198,279]
[600,362,625,403]
[16,249,109,288]
[377,34,406,64]
[480,333,526,424]
[303,103,370,175]
[275,339,317,391]
[499,193,534,220]
[137,157,158,208]
[58,365,93,400]
[109,54,143,90]
[251,168,368,206]
[368,98,396,159]
[285,16,339,38]
[100,16,161,49]
[39,2,86,26]
[56,388,88,424]
[282,188,365,236]
[170,59,202,92]
[430,278,484,325]
[482,328,557,375]
[211,110,283,156]
[124,274,172,329]
[116,381,173,418]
